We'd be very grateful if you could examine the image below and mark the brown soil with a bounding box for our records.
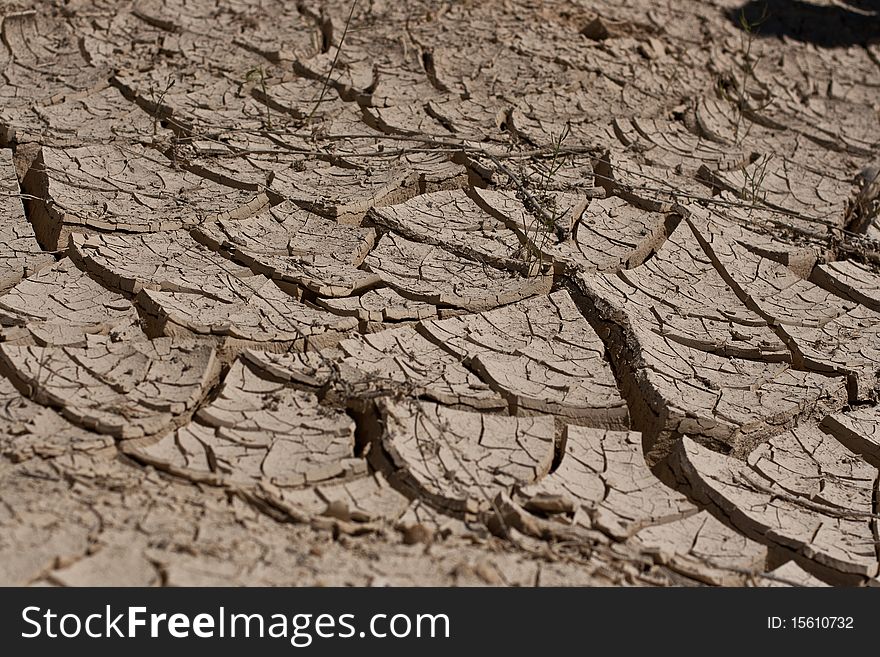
[0,0,878,587]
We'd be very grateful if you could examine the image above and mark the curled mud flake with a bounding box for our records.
[690,200,822,278]
[578,12,661,42]
[811,260,880,314]
[69,230,254,298]
[516,427,692,537]
[127,359,363,489]
[0,258,143,346]
[0,10,107,145]
[127,1,318,73]
[614,218,788,360]
[692,94,744,146]
[477,189,675,274]
[363,101,449,138]
[291,46,377,104]
[369,189,527,273]
[595,149,708,213]
[508,426,767,585]
[612,116,753,173]
[688,214,853,328]
[272,161,419,225]
[226,5,321,64]
[336,326,506,410]
[399,150,469,194]
[369,64,448,110]
[672,433,880,584]
[691,215,880,400]
[69,231,356,348]
[197,202,376,266]
[22,143,266,250]
[473,187,584,268]
[578,270,848,460]
[243,349,339,392]
[507,91,610,148]
[424,95,510,141]
[244,325,506,411]
[365,231,552,312]
[0,149,54,292]
[25,86,172,147]
[395,498,477,542]
[136,280,358,349]
[699,154,855,228]
[696,38,880,155]
[746,92,879,159]
[423,34,564,101]
[111,67,312,178]
[316,287,437,323]
[380,399,555,515]
[421,290,628,426]
[780,305,880,402]
[0,374,114,461]
[634,511,768,586]
[0,337,219,439]
[74,5,166,69]
[749,426,877,511]
[821,405,880,468]
[249,77,356,123]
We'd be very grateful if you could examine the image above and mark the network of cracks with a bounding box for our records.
[0,0,879,586]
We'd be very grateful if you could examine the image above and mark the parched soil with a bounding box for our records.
[0,0,878,587]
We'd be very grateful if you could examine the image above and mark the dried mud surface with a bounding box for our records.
[0,0,878,587]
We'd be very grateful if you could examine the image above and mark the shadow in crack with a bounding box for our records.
[731,0,880,47]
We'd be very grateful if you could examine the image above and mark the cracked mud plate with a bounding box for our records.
[1,0,878,587]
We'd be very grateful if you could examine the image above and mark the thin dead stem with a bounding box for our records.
[304,0,359,125]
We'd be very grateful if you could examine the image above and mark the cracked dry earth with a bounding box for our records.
[0,0,878,588]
